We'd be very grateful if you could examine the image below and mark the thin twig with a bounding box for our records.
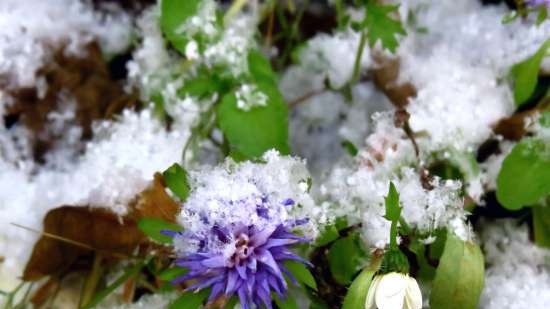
[287,88,326,108]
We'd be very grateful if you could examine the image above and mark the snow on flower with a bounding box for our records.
[168,151,321,308]
[320,112,469,248]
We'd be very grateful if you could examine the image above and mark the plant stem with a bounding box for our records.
[351,30,368,84]
[389,220,398,250]
[79,254,103,308]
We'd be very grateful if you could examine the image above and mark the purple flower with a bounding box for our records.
[171,223,310,309]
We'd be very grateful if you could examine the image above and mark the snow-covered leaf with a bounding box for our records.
[160,0,203,54]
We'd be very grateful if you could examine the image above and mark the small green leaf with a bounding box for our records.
[328,234,368,285]
[341,255,382,309]
[533,205,550,248]
[168,289,210,309]
[158,267,188,282]
[138,218,182,244]
[341,140,359,156]
[160,0,203,54]
[284,261,317,291]
[496,138,550,210]
[274,294,299,309]
[363,3,407,53]
[430,233,484,309]
[536,6,548,26]
[163,163,191,202]
[384,182,401,222]
[511,38,550,106]
[217,83,289,160]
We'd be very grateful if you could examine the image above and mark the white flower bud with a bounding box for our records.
[365,272,422,309]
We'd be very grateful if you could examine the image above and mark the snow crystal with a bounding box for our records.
[321,112,468,247]
[175,150,324,254]
[298,30,372,89]
[235,84,268,111]
[0,108,192,291]
[0,0,131,90]
[479,220,550,309]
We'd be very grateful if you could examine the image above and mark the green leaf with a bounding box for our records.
[284,260,317,291]
[274,294,299,309]
[341,140,359,156]
[160,0,202,54]
[158,267,188,281]
[80,259,148,309]
[430,233,484,309]
[496,138,550,210]
[384,182,401,222]
[217,82,290,160]
[511,38,550,106]
[248,50,277,84]
[168,289,210,309]
[328,234,368,285]
[163,163,191,202]
[138,218,182,244]
[536,6,548,26]
[341,255,382,309]
[363,3,406,53]
[533,205,550,248]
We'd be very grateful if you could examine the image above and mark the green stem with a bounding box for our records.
[79,254,103,308]
[351,30,368,84]
[389,220,398,250]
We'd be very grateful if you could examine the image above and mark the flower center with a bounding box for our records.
[230,233,253,265]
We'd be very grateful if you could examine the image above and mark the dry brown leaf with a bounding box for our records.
[371,53,416,108]
[5,42,137,162]
[23,206,144,281]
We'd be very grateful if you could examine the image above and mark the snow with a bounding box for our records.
[0,0,131,90]
[480,220,550,309]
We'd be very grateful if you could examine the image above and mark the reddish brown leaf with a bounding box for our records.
[371,53,416,108]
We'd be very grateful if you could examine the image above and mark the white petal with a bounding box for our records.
[375,273,407,309]
[365,275,382,309]
[404,277,423,309]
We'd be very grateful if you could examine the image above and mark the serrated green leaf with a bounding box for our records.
[430,233,484,309]
[160,0,203,54]
[533,205,550,248]
[163,163,190,202]
[217,82,289,160]
[384,182,401,222]
[284,260,317,291]
[511,38,550,106]
[138,218,182,244]
[363,3,406,53]
[341,255,382,309]
[328,234,368,285]
[168,289,210,309]
[496,138,550,210]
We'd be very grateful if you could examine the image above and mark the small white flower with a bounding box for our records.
[365,272,422,309]
[185,40,199,60]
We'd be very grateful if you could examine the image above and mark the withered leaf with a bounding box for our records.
[23,206,144,281]
[371,53,416,108]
